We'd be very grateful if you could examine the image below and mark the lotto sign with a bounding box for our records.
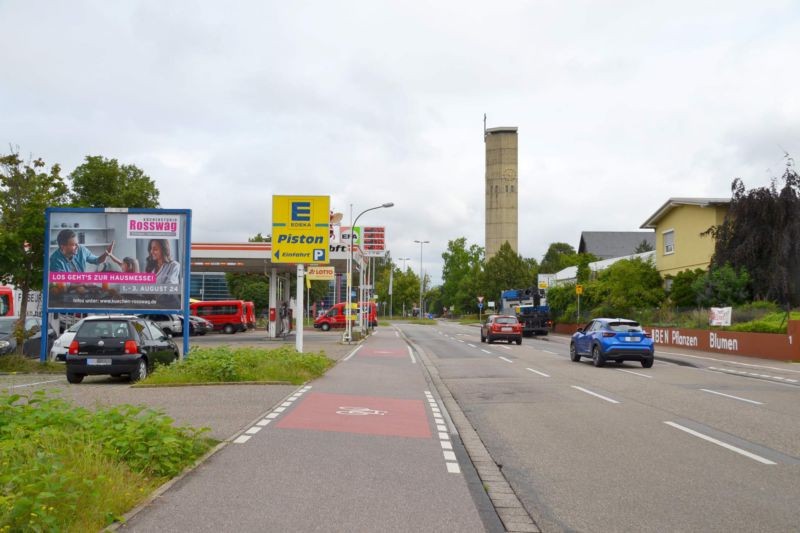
[307,266,335,280]
[272,195,330,263]
[362,226,386,257]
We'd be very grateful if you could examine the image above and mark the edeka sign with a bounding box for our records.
[272,195,330,264]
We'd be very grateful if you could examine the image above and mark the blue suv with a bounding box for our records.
[570,318,654,368]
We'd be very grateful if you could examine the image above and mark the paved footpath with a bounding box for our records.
[123,327,501,532]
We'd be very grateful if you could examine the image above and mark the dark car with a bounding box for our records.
[481,314,523,345]
[183,315,213,336]
[0,316,57,358]
[65,317,179,384]
[570,318,654,368]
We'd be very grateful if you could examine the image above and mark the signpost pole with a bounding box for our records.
[296,264,304,353]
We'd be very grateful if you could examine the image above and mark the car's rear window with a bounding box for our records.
[608,321,642,332]
[495,317,518,325]
[78,321,131,338]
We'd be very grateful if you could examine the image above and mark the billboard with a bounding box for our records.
[272,195,330,263]
[45,209,190,311]
[362,226,386,257]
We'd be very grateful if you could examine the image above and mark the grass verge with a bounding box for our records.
[0,355,62,374]
[142,345,333,386]
[0,390,214,531]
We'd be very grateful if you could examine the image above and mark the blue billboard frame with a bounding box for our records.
[40,207,192,361]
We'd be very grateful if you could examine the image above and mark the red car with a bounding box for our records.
[481,315,523,345]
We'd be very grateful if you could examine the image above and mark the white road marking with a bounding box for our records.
[499,356,513,363]
[457,339,465,343]
[266,412,280,419]
[245,426,262,435]
[437,424,447,431]
[396,331,400,337]
[664,422,776,465]
[438,432,449,440]
[571,386,620,404]
[441,441,453,450]
[708,366,798,383]
[662,352,800,374]
[7,378,64,388]
[481,349,492,354]
[700,388,763,405]
[443,451,457,461]
[526,368,550,378]
[256,419,271,427]
[467,343,477,348]
[343,345,362,361]
[497,345,512,351]
[281,402,292,407]
[617,369,653,378]
[543,350,557,355]
[233,435,251,444]
[446,462,461,474]
[273,407,286,412]
[408,346,417,364]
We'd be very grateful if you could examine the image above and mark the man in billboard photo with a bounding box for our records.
[49,229,115,272]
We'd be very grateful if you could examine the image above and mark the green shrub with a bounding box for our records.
[0,391,213,531]
[144,346,333,385]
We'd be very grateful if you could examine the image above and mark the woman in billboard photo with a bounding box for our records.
[145,239,180,285]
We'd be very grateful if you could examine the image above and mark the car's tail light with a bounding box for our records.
[124,340,139,354]
[602,332,616,337]
[68,341,79,355]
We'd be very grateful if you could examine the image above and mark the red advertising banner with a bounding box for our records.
[362,226,386,257]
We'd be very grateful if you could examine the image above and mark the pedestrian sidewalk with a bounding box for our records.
[122,327,499,532]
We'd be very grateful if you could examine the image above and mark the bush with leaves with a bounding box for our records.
[668,268,706,308]
[691,264,751,307]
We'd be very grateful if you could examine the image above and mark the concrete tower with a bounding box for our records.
[484,126,518,259]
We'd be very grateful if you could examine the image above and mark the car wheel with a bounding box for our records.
[224,324,235,334]
[516,338,522,345]
[321,323,330,332]
[480,333,485,343]
[487,336,494,344]
[641,358,654,368]
[570,343,580,362]
[66,372,84,384]
[130,358,148,382]
[592,345,605,367]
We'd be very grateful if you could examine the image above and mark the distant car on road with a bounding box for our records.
[136,313,182,337]
[0,316,57,358]
[570,318,654,368]
[66,316,179,383]
[184,315,213,336]
[481,315,523,345]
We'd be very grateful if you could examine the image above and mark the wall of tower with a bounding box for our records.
[484,128,519,259]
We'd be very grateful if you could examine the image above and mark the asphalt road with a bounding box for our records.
[398,322,800,533]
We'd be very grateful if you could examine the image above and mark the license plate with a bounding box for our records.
[502,327,512,332]
[625,336,638,342]
[87,358,112,365]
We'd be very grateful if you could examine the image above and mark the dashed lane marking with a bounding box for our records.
[235,386,313,444]
[343,345,363,361]
[700,388,763,405]
[467,343,477,348]
[526,367,550,378]
[408,346,417,364]
[571,386,620,404]
[481,349,491,354]
[617,369,652,378]
[499,356,513,363]
[708,366,798,384]
[664,421,776,465]
[426,391,461,474]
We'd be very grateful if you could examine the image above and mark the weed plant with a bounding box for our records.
[0,355,62,374]
[144,345,333,385]
[0,391,213,531]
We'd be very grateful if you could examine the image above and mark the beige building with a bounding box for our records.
[640,197,730,278]
[484,126,518,258]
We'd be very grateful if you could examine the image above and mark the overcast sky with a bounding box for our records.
[2,1,798,284]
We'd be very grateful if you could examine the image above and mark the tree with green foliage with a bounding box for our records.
[539,242,577,273]
[590,257,665,318]
[69,155,160,208]
[440,237,484,316]
[668,268,705,308]
[0,151,70,353]
[634,239,655,253]
[707,159,800,305]
[691,264,751,307]
[482,242,536,305]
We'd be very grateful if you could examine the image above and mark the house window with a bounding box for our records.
[663,230,675,255]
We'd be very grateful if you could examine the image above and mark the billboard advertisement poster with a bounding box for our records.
[45,208,190,311]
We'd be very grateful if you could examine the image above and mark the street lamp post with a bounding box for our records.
[414,240,429,318]
[345,202,394,342]
[398,257,411,271]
